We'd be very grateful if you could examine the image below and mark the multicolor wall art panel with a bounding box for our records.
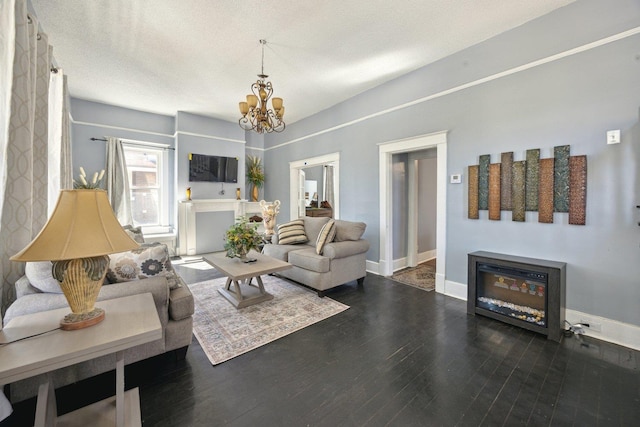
[468,146,587,225]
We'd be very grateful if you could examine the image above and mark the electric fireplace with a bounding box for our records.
[468,251,566,342]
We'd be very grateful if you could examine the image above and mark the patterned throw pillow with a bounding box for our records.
[106,242,181,289]
[315,219,336,255]
[123,224,145,243]
[277,219,308,245]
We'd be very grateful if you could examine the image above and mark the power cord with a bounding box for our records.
[0,326,61,347]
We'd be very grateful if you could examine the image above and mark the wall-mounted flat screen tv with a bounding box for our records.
[189,153,238,183]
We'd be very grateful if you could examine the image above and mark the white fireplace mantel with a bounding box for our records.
[177,199,263,255]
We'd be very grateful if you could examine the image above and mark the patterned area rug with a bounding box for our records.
[391,261,436,291]
[189,275,349,365]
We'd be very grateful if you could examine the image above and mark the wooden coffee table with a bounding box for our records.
[203,251,291,309]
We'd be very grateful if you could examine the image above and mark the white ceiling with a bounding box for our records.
[30,0,574,125]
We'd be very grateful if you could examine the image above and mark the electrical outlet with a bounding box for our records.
[580,319,602,333]
[607,130,621,144]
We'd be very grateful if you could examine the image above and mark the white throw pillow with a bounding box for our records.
[25,261,63,294]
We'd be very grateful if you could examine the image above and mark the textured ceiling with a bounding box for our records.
[30,0,574,125]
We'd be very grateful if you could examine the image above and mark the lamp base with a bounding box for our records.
[60,307,105,331]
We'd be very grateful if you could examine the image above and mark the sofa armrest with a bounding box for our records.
[322,239,369,259]
[169,276,194,321]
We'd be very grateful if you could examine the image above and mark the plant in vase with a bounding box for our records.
[246,155,265,202]
[224,217,263,262]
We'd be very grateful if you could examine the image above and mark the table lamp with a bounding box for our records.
[10,189,139,330]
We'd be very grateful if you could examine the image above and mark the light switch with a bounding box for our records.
[607,130,621,145]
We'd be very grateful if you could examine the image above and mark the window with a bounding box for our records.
[122,143,170,234]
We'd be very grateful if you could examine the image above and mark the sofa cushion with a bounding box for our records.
[262,243,304,262]
[25,261,63,294]
[277,219,308,245]
[106,242,181,289]
[315,219,336,255]
[303,216,330,243]
[288,248,331,273]
[334,220,366,242]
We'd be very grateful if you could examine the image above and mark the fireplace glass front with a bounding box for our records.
[476,263,548,327]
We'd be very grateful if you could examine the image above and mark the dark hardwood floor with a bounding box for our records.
[3,264,639,426]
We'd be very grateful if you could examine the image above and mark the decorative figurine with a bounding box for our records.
[260,199,281,236]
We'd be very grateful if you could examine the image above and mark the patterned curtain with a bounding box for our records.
[0,0,71,315]
[105,137,133,225]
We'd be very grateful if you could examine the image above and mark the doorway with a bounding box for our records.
[289,152,340,220]
[379,132,447,293]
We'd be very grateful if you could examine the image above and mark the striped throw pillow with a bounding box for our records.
[277,219,308,245]
[315,219,336,255]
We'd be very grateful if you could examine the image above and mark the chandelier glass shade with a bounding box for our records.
[238,40,285,134]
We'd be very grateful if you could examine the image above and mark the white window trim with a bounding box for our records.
[122,140,171,234]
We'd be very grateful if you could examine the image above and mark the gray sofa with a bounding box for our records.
[263,216,369,296]
[3,268,194,402]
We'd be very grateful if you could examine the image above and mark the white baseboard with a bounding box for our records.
[565,309,640,351]
[365,260,380,275]
[418,249,437,264]
[443,280,467,301]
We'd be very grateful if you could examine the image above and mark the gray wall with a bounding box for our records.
[262,0,640,326]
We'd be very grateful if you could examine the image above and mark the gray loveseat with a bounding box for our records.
[3,252,194,402]
[263,216,369,296]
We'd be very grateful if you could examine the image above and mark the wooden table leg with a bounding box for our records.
[255,275,266,294]
[116,350,124,427]
[34,373,56,427]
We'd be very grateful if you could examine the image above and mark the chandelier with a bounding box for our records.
[238,40,285,134]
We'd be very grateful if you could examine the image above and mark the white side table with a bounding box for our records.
[0,293,162,427]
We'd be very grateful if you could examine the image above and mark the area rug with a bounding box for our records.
[188,275,349,365]
[391,261,436,291]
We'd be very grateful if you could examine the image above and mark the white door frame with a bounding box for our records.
[378,131,447,293]
[289,152,340,220]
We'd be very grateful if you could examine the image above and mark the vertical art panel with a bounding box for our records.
[478,155,490,210]
[468,165,479,219]
[538,158,555,223]
[512,161,526,222]
[489,163,501,220]
[569,155,587,225]
[500,152,513,210]
[525,149,540,211]
[554,145,570,212]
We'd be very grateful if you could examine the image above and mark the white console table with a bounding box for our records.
[0,293,161,427]
[177,199,265,255]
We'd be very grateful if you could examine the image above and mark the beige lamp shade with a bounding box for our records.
[239,101,249,115]
[11,189,139,262]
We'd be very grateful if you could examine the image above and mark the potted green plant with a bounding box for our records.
[246,155,265,202]
[224,217,263,262]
